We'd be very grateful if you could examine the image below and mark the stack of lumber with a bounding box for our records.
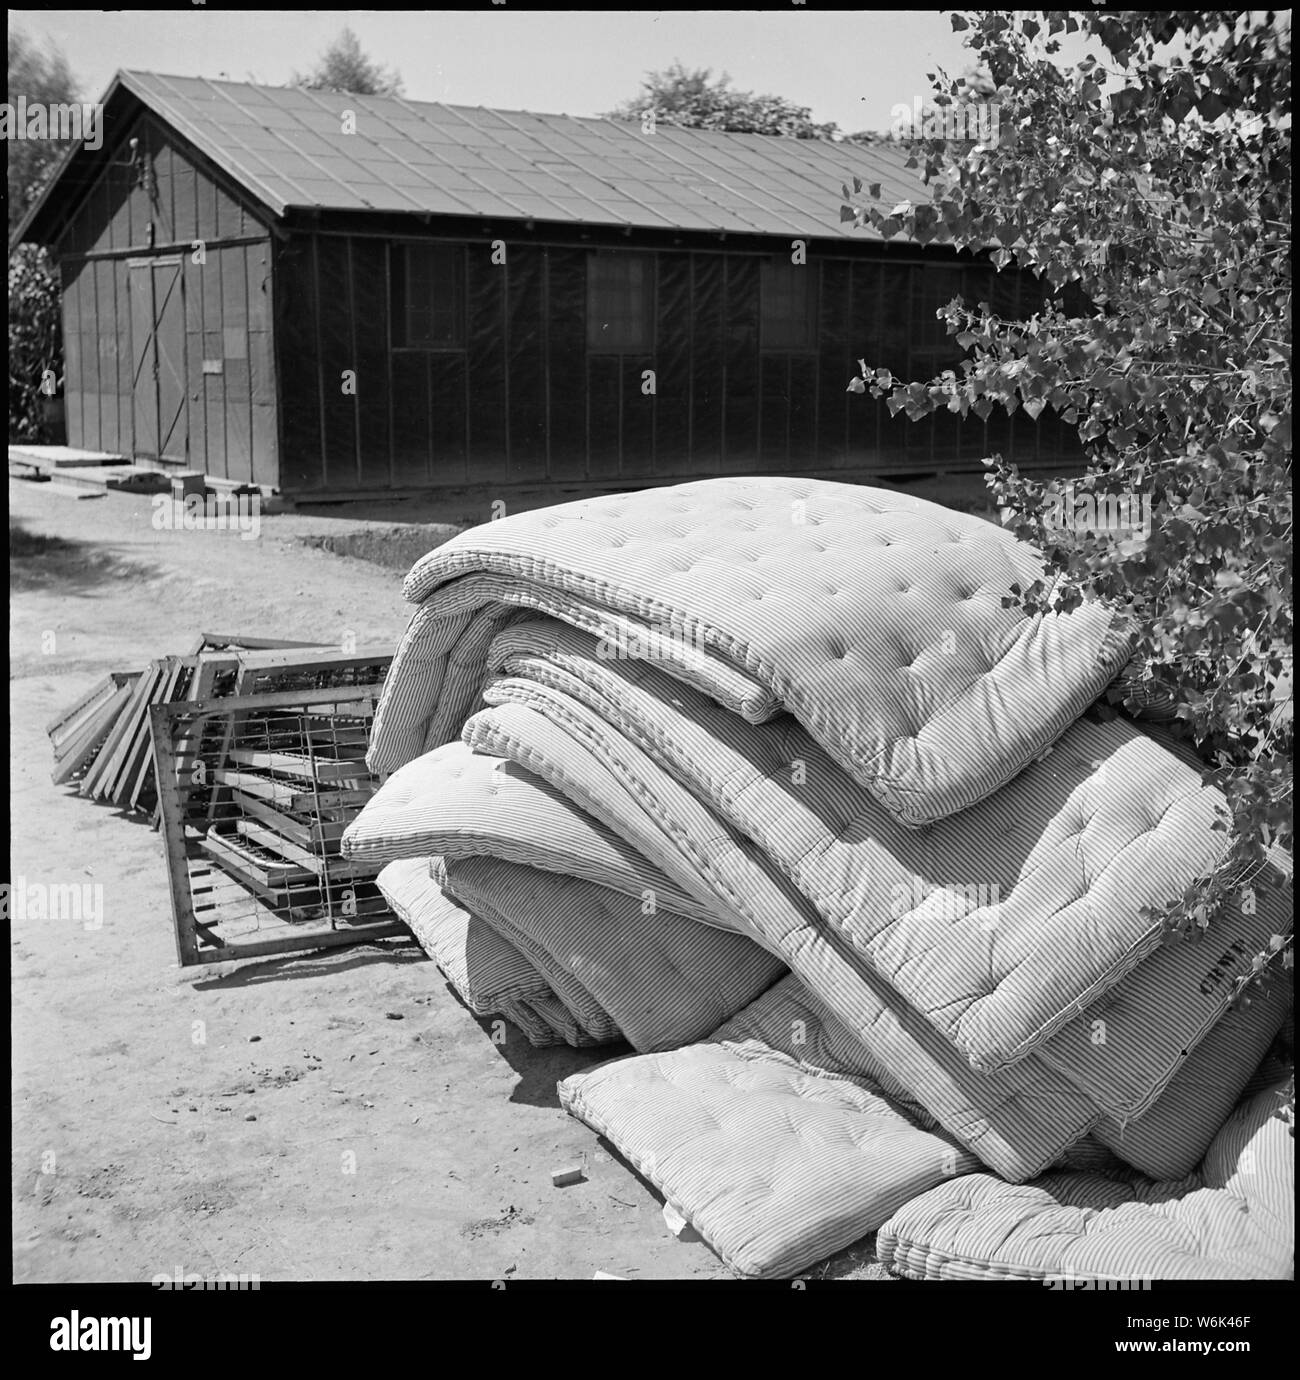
[47,635,394,823]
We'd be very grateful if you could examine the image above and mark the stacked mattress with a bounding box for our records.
[343,476,1293,1280]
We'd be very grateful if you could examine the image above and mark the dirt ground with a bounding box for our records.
[9,475,891,1283]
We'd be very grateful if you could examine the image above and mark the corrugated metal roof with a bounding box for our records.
[107,71,922,240]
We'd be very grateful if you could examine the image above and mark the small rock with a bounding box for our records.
[385,1012,404,1020]
[245,1114,257,1122]
[551,1165,585,1188]
[248,1036,261,1043]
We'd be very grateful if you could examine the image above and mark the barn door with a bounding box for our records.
[129,257,188,463]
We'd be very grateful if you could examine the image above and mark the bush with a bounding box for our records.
[8,244,63,443]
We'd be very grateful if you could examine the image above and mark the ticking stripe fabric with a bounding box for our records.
[344,739,724,928]
[483,617,1288,1085]
[466,699,1104,1181]
[877,1078,1295,1281]
[368,477,1131,827]
[440,855,786,1053]
[351,478,1292,1280]
[376,857,604,1048]
[559,974,982,1279]
[1093,977,1292,1180]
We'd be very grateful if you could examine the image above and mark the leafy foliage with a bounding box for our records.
[8,28,76,441]
[6,29,78,237]
[841,12,1292,1002]
[606,62,839,139]
[8,245,63,442]
[291,26,403,98]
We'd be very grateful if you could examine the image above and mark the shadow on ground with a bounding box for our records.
[189,938,424,991]
[9,519,161,595]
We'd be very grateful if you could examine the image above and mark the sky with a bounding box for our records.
[10,8,980,134]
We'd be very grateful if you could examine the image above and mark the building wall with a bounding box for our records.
[275,229,1079,497]
[53,113,277,485]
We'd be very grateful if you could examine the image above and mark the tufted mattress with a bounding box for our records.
[353,477,1290,1278]
[464,698,1107,1181]
[559,973,982,1279]
[368,477,1131,827]
[376,857,609,1048]
[877,1077,1295,1281]
[346,740,724,928]
[473,620,1291,1095]
[439,854,786,1053]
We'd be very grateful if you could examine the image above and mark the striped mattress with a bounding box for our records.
[376,856,606,1047]
[559,973,982,1279]
[482,617,1290,1083]
[349,475,1291,1280]
[439,853,786,1053]
[367,476,1131,827]
[877,1075,1294,1281]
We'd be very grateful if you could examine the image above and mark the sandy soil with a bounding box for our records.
[9,476,889,1283]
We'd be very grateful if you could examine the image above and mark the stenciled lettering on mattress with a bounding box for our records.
[1198,939,1250,996]
[1044,1273,1153,1291]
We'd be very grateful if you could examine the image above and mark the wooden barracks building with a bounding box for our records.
[13,71,1079,501]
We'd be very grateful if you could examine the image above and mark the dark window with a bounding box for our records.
[909,266,964,371]
[587,252,654,352]
[760,259,818,351]
[391,243,465,349]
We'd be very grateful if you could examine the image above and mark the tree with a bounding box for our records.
[7,30,78,236]
[842,12,1292,1011]
[7,28,77,442]
[606,62,838,139]
[292,26,403,98]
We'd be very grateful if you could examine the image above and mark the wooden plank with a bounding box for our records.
[213,767,301,805]
[81,662,159,798]
[234,820,381,880]
[230,789,314,847]
[121,660,182,806]
[85,663,155,799]
[290,785,375,812]
[235,818,322,870]
[201,634,335,651]
[225,747,372,783]
[213,770,374,813]
[47,671,128,743]
[128,660,190,810]
[196,843,309,908]
[49,672,138,753]
[50,681,134,785]
[114,660,182,807]
[202,828,317,886]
